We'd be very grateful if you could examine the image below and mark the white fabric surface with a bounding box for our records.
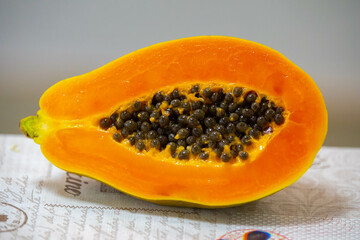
[0,134,359,239]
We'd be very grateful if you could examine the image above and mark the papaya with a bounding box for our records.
[20,36,327,208]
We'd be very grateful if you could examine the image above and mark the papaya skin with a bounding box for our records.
[20,36,327,208]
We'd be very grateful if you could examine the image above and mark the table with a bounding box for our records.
[0,134,359,239]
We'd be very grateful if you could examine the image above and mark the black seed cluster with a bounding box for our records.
[99,85,285,162]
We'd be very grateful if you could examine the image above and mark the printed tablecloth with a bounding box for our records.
[0,134,359,239]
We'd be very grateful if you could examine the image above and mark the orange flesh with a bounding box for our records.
[28,36,327,207]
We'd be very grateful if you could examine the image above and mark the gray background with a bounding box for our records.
[1,1,359,147]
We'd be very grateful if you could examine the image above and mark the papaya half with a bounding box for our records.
[20,36,327,208]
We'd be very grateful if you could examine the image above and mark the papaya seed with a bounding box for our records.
[178,149,190,160]
[150,139,161,150]
[187,117,199,128]
[170,99,181,107]
[191,101,202,110]
[241,135,252,146]
[226,123,236,133]
[245,92,257,103]
[110,113,119,123]
[176,128,190,139]
[177,139,187,147]
[221,153,231,162]
[251,102,260,112]
[239,151,249,160]
[140,122,151,132]
[236,122,248,133]
[228,102,237,112]
[100,118,112,130]
[265,109,276,120]
[257,116,268,128]
[168,142,177,153]
[233,87,243,97]
[147,130,157,139]
[229,113,239,122]
[249,129,260,139]
[199,151,209,160]
[204,117,216,128]
[186,136,196,145]
[215,125,226,135]
[274,114,285,125]
[192,127,202,137]
[171,89,180,99]
[177,115,188,126]
[202,88,212,98]
[120,111,132,121]
[136,141,145,151]
[132,101,142,111]
[191,85,199,93]
[158,135,168,147]
[113,132,122,142]
[129,136,136,146]
[154,92,164,103]
[192,109,205,120]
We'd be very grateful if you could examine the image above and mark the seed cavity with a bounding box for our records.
[99,84,286,163]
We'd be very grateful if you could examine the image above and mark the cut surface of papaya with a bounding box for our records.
[20,36,327,208]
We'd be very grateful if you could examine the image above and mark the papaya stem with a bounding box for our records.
[20,115,44,143]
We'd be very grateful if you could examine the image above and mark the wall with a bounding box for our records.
[1,0,359,146]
